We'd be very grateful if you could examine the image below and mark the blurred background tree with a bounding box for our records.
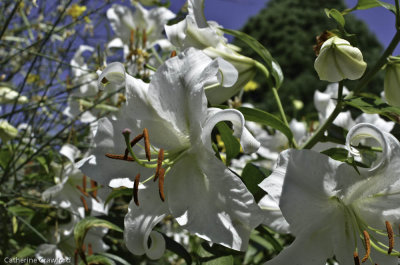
[234,0,383,119]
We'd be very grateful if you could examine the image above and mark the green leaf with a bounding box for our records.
[221,28,284,89]
[321,148,349,162]
[104,187,132,206]
[241,163,269,202]
[14,246,36,258]
[202,255,234,265]
[237,106,294,143]
[344,0,396,14]
[79,255,116,265]
[162,233,192,265]
[325,8,345,28]
[36,156,49,174]
[8,206,35,218]
[216,122,241,164]
[344,94,400,122]
[0,148,11,169]
[74,217,122,250]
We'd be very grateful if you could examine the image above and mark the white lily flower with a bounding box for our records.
[0,119,18,142]
[80,48,263,259]
[314,36,367,82]
[107,3,175,54]
[165,0,257,104]
[43,144,110,218]
[262,123,400,265]
[70,45,98,97]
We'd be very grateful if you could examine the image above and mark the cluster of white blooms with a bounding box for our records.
[51,0,400,264]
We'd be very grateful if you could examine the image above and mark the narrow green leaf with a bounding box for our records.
[162,233,192,265]
[344,0,396,14]
[202,255,234,265]
[321,148,349,162]
[74,217,123,249]
[241,163,269,202]
[104,187,132,206]
[237,106,293,142]
[344,94,400,123]
[14,246,36,258]
[79,255,116,265]
[216,122,240,163]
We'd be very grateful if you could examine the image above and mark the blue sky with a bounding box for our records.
[169,0,399,55]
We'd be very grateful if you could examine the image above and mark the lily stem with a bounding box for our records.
[301,81,344,149]
[354,30,400,95]
[255,61,298,148]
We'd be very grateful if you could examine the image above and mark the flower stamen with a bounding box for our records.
[170,50,177,57]
[134,173,140,206]
[80,195,89,213]
[386,221,394,254]
[362,230,371,263]
[354,252,360,265]
[158,168,165,202]
[88,243,93,256]
[76,185,89,197]
[105,153,135,161]
[90,180,98,201]
[154,148,164,182]
[142,29,147,48]
[143,128,151,161]
[124,133,144,159]
[82,175,87,193]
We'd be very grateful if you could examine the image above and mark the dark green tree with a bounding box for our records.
[235,0,383,118]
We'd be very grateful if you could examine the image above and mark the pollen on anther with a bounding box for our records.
[170,50,177,57]
[142,29,147,48]
[143,128,151,161]
[154,148,164,182]
[80,195,89,213]
[82,175,87,193]
[134,173,140,206]
[105,153,134,161]
[88,243,93,256]
[353,252,360,265]
[361,230,371,263]
[90,180,98,198]
[124,133,144,159]
[130,29,135,47]
[158,168,166,202]
[386,221,394,254]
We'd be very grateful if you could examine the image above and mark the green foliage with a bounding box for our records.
[235,0,383,118]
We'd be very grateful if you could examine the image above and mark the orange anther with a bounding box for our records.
[154,148,164,182]
[386,221,394,254]
[134,173,140,206]
[124,133,144,159]
[361,230,370,263]
[353,252,360,265]
[80,195,89,213]
[143,128,151,161]
[76,185,89,197]
[158,168,166,202]
[170,50,177,57]
[82,175,87,193]
[105,153,134,161]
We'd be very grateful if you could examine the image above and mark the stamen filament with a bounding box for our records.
[354,252,360,265]
[154,148,164,182]
[134,173,140,206]
[158,168,166,202]
[362,230,371,263]
[143,128,151,161]
[386,221,394,254]
[124,133,144,159]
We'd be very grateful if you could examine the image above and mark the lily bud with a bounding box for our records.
[314,36,367,82]
[0,120,18,142]
[384,56,400,107]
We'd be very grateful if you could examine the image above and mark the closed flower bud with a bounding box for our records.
[314,36,367,82]
[0,120,18,142]
[384,56,400,107]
